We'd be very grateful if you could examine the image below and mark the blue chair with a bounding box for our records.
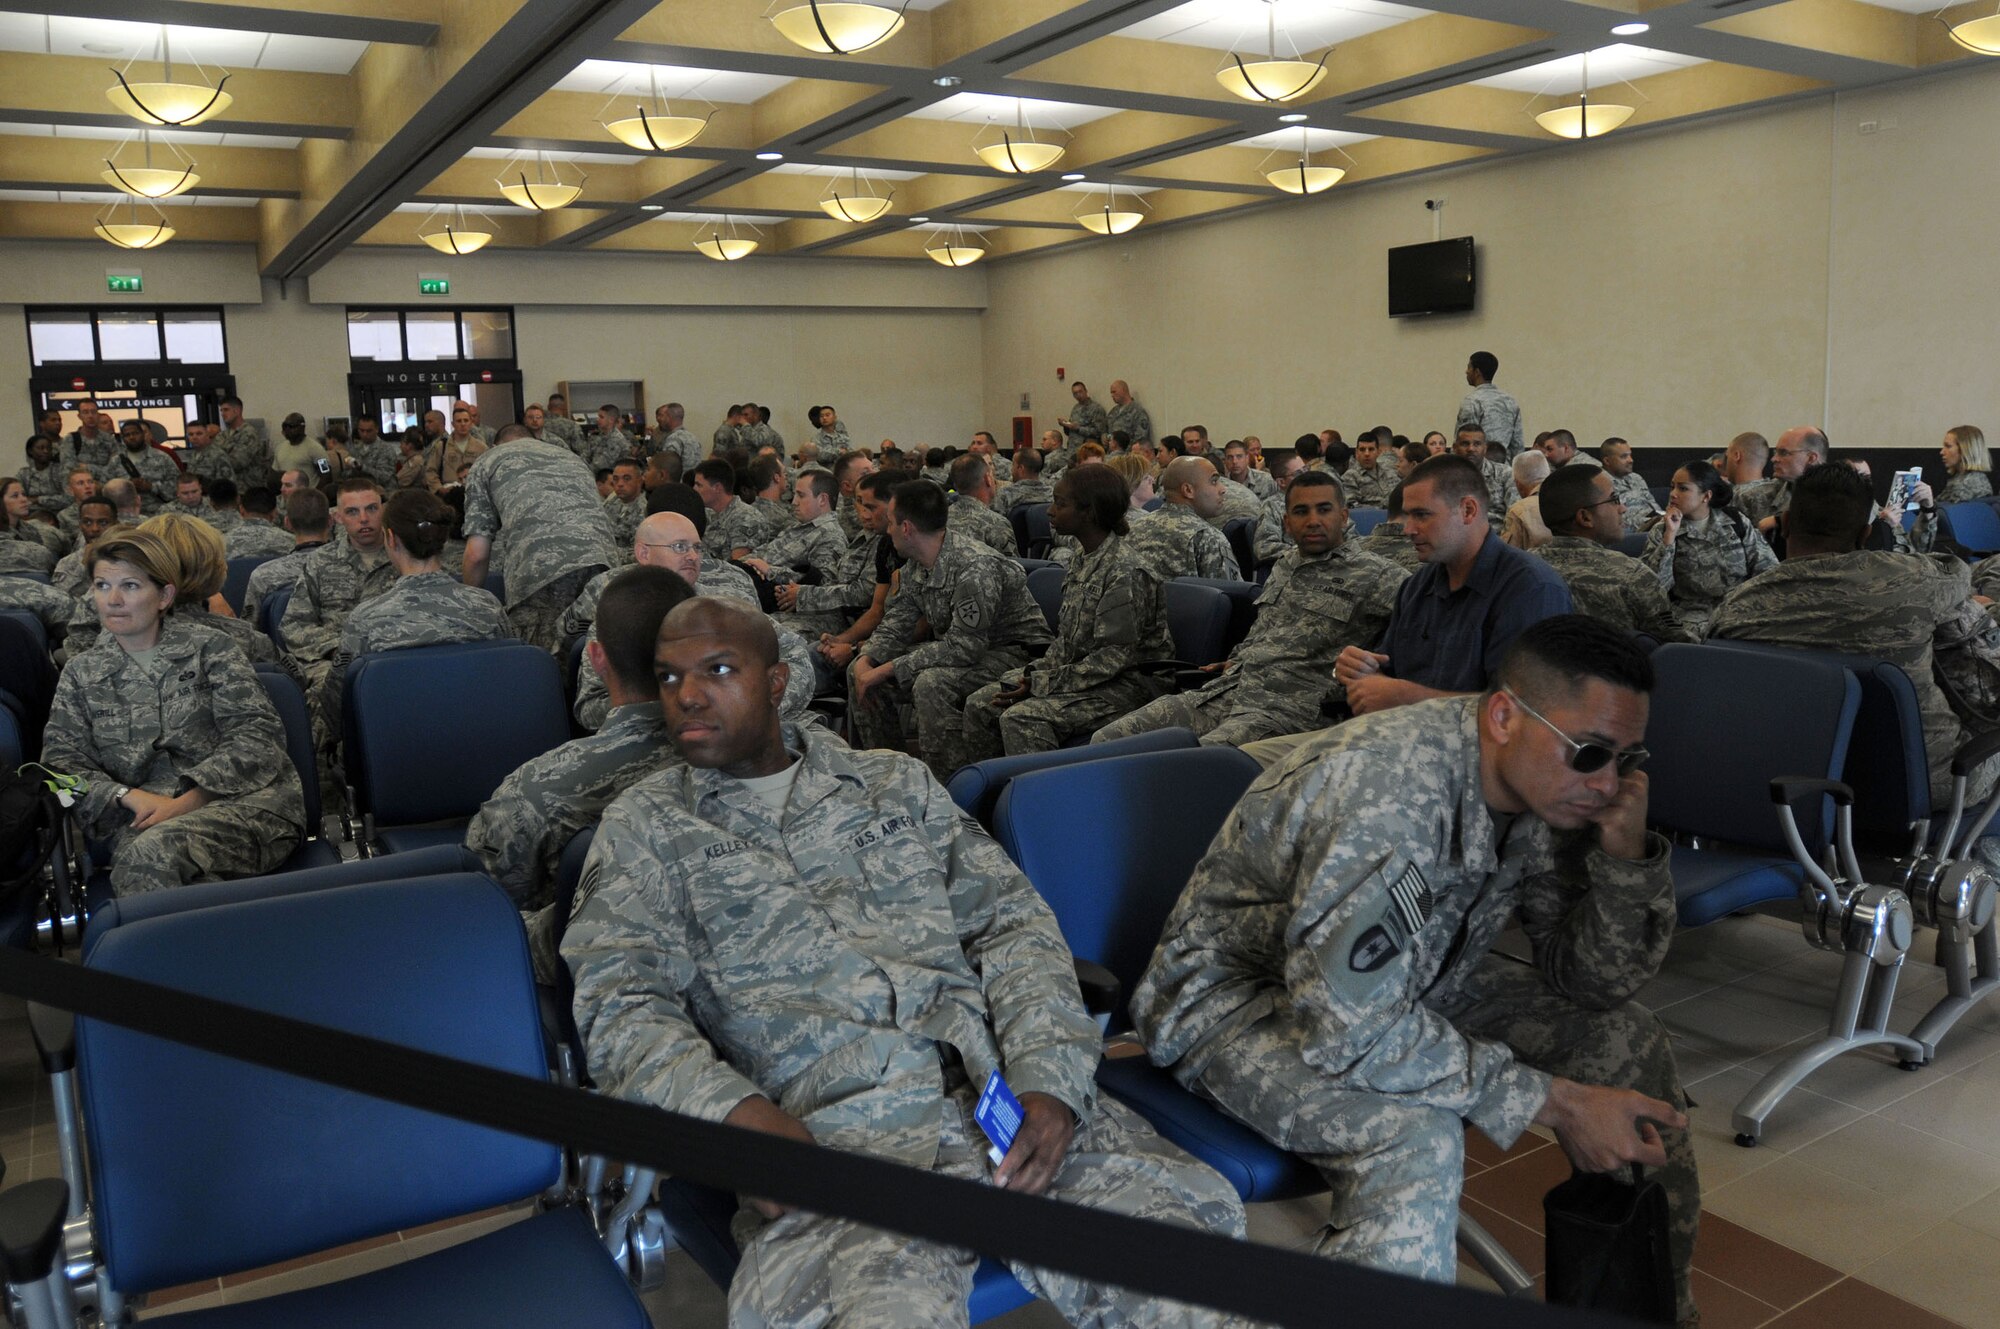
[1142,496,1163,513]
[484,571,507,603]
[4,570,51,585]
[1018,503,1052,560]
[1347,508,1387,536]
[256,584,293,650]
[251,666,341,873]
[1026,564,1064,634]
[947,727,1198,831]
[1174,577,1260,657]
[1220,518,1258,580]
[1161,581,1231,668]
[1941,500,2000,556]
[33,875,650,1329]
[222,556,269,617]
[1616,530,1648,558]
[343,641,570,855]
[0,611,56,754]
[1012,557,1058,579]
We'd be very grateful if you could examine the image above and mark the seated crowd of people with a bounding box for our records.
[14,358,2000,1329]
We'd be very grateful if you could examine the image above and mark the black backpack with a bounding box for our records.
[0,766,65,897]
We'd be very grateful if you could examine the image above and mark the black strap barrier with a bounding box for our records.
[0,946,1623,1328]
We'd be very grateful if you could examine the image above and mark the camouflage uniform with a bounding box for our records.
[658,427,705,475]
[280,540,400,685]
[0,574,95,635]
[1338,463,1395,510]
[711,422,743,458]
[60,428,116,479]
[702,498,767,562]
[314,569,514,739]
[394,450,427,490]
[603,493,646,562]
[20,457,71,516]
[43,617,306,895]
[751,496,795,542]
[984,453,1013,485]
[1213,478,1280,562]
[1609,471,1661,523]
[1710,551,2000,805]
[1731,479,1788,528]
[1534,536,1691,643]
[812,424,851,455]
[1348,521,1422,573]
[1095,544,1405,748]
[1059,398,1110,456]
[460,439,616,654]
[421,435,487,490]
[466,699,680,979]
[106,445,181,515]
[178,606,276,665]
[753,511,845,587]
[344,437,401,490]
[742,420,785,458]
[946,493,1017,556]
[183,439,234,490]
[544,414,584,459]
[51,549,90,599]
[1123,504,1242,584]
[564,725,1249,1329]
[961,533,1174,759]
[214,423,271,494]
[241,540,327,625]
[1107,400,1153,446]
[995,476,1055,517]
[0,529,56,577]
[854,532,1051,779]
[1236,468,1279,504]
[1942,471,1993,505]
[1477,457,1513,522]
[777,531,879,638]
[1640,510,1777,636]
[834,494,864,542]
[1455,384,1523,459]
[1131,698,1697,1326]
[224,521,294,560]
[586,428,634,476]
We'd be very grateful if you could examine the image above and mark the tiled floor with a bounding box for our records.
[3,911,1996,1326]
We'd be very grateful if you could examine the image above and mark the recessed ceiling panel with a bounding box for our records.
[906,93,1121,130]
[0,14,367,73]
[1474,43,1706,93]
[1117,0,1430,52]
[555,59,793,102]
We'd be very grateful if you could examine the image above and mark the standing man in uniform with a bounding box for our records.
[343,415,401,490]
[460,423,616,654]
[1455,351,1523,460]
[1132,616,1700,1328]
[602,459,648,559]
[713,404,748,458]
[587,405,634,476]
[60,399,117,479]
[810,405,851,454]
[543,393,583,456]
[1055,380,1110,466]
[1106,379,1153,449]
[743,403,785,457]
[850,480,1051,779]
[215,395,272,494]
[565,596,1251,1329]
[183,420,235,491]
[424,405,487,492]
[653,402,705,475]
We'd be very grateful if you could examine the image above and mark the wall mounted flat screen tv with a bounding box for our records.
[1388,236,1476,317]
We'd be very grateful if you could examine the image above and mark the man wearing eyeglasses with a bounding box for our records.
[1532,466,1692,644]
[1133,615,1700,1328]
[1734,425,1826,540]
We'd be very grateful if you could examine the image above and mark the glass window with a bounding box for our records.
[346,310,402,361]
[461,310,513,360]
[28,311,93,365]
[162,311,225,364]
[403,310,460,361]
[96,310,161,361]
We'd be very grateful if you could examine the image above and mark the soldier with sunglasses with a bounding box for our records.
[1133,615,1701,1329]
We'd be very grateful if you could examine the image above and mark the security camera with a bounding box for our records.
[1423,198,1441,211]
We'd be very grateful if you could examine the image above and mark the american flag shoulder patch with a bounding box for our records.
[1386,863,1434,937]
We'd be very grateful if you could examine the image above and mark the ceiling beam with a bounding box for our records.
[0,50,353,138]
[24,0,439,47]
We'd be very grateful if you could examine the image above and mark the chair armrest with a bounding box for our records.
[1769,777,1853,812]
[25,1004,70,1076]
[1131,659,1197,678]
[1072,959,1121,1019]
[0,1179,65,1285]
[1953,728,2000,779]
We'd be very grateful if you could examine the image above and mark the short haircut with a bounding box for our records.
[1786,462,1873,546]
[1286,469,1342,502]
[1602,437,1628,450]
[612,458,643,475]
[833,451,871,486]
[797,469,837,504]
[285,488,331,535]
[1061,464,1131,537]
[208,477,237,506]
[1293,433,1322,462]
[1513,451,1551,486]
[1013,447,1043,477]
[889,479,948,533]
[855,470,898,499]
[599,403,619,416]
[240,486,276,516]
[925,446,950,469]
[1538,462,1606,534]
[1797,428,1830,460]
[1469,351,1499,380]
[1384,483,1405,518]
[1223,439,1248,455]
[1406,455,1487,511]
[77,496,117,520]
[357,413,380,429]
[493,423,532,445]
[1109,430,1131,450]
[176,473,206,495]
[335,476,382,501]
[382,488,453,560]
[1399,441,1429,468]
[692,458,735,489]
[1496,614,1653,707]
[747,456,783,492]
[1546,429,1576,451]
[947,453,989,493]
[598,566,695,693]
[218,394,243,410]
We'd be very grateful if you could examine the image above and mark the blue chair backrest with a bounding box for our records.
[0,687,24,768]
[222,556,268,616]
[252,665,321,831]
[1019,504,1052,558]
[1221,518,1258,579]
[1347,508,1387,536]
[1162,580,1231,667]
[77,875,557,1295]
[1616,531,1648,558]
[1142,496,1163,513]
[1943,501,2000,556]
[947,727,1198,831]
[996,748,1262,1030]
[1026,564,1064,633]
[485,571,507,602]
[1012,557,1058,579]
[1174,577,1260,656]
[344,640,570,828]
[0,611,55,742]
[554,826,597,952]
[257,584,293,648]
[1646,643,1859,855]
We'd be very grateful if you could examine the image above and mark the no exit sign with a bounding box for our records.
[106,271,142,293]
[419,276,450,296]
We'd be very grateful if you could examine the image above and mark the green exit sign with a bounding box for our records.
[419,277,450,296]
[106,272,143,293]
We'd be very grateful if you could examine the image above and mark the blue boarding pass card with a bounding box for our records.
[974,1069,1024,1168]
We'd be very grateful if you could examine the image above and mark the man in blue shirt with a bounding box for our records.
[1245,455,1571,765]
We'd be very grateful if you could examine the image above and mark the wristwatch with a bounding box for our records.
[110,784,130,802]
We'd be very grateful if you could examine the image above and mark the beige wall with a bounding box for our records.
[981,63,2000,455]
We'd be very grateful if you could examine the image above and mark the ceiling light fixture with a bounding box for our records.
[756,151,785,161]
[1259,128,1350,195]
[416,203,495,255]
[495,151,586,210]
[768,1,908,55]
[972,101,1066,173]
[101,129,199,199]
[640,204,664,211]
[93,196,175,249]
[909,215,929,223]
[693,215,761,261]
[1074,184,1148,236]
[599,68,712,152]
[820,167,894,223]
[1216,2,1329,104]
[933,75,962,88]
[925,223,985,267]
[105,30,233,127]
[1945,6,2000,54]
[1060,172,1085,181]
[1532,51,1635,140]
[1610,22,1649,36]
